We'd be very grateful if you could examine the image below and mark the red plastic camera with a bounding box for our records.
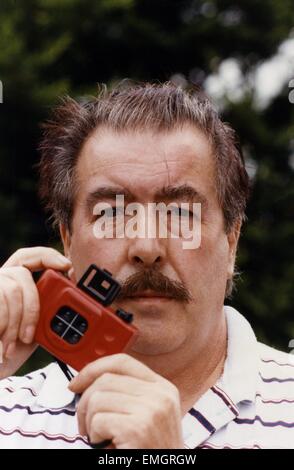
[34,265,138,372]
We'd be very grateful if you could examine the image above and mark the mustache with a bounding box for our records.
[116,267,193,303]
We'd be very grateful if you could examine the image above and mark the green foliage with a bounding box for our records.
[0,0,293,373]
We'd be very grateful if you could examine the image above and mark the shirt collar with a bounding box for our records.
[36,363,77,409]
[217,305,259,404]
[183,305,260,448]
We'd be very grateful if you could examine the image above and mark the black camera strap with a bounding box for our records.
[54,356,112,449]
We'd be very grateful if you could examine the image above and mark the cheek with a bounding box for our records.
[197,232,230,290]
[69,222,126,280]
[175,231,229,292]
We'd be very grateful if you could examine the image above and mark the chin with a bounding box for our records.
[129,321,186,356]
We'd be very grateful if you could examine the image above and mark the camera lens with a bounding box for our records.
[57,307,76,323]
[52,307,87,344]
[51,317,67,336]
[73,315,88,334]
[64,330,82,345]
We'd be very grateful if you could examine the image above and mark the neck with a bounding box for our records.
[130,312,228,417]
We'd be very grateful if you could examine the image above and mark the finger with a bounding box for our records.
[0,276,23,357]
[75,374,150,435]
[85,391,143,436]
[87,412,131,445]
[2,247,71,272]
[69,354,160,393]
[3,267,40,344]
[71,372,157,398]
[0,285,9,339]
[67,267,77,283]
[77,376,172,437]
[81,391,142,436]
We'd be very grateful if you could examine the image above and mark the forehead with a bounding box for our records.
[75,124,216,200]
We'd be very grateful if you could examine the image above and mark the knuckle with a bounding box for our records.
[45,247,64,259]
[138,413,154,437]
[116,353,128,362]
[77,401,87,421]
[89,413,103,441]
[0,311,8,328]
[0,302,8,333]
[15,265,28,276]
[26,293,40,318]
[14,246,43,260]
[88,390,102,410]
[27,303,40,321]
[48,247,61,255]
[29,246,42,253]
[169,383,180,401]
[14,248,26,260]
[7,279,21,298]
[118,418,138,442]
[7,326,18,340]
[0,288,5,305]
[151,387,179,416]
[162,378,180,399]
[17,266,33,282]
[84,365,97,383]
[25,311,39,329]
[90,411,100,428]
[162,393,177,411]
[99,372,113,385]
[91,412,101,427]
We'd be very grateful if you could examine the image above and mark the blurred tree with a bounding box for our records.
[0,0,293,374]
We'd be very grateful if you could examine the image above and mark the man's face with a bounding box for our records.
[61,124,240,357]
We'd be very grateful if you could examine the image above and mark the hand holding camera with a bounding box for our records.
[0,247,72,378]
[0,246,138,376]
[0,246,184,449]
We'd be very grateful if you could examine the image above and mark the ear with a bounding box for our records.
[227,219,242,279]
[59,223,77,283]
[59,223,71,259]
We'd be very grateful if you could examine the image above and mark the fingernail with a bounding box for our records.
[23,326,35,344]
[5,342,16,359]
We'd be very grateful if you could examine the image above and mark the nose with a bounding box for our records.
[127,236,167,268]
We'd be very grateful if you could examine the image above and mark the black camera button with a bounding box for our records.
[57,308,76,323]
[63,330,82,345]
[72,316,88,334]
[51,317,68,336]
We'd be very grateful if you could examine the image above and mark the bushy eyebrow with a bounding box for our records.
[155,184,208,209]
[85,183,208,213]
[85,186,134,212]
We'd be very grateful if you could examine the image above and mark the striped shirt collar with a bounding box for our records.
[36,364,77,409]
[35,306,260,447]
[182,306,260,447]
[217,305,259,405]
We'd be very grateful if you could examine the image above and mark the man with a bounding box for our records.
[0,82,293,449]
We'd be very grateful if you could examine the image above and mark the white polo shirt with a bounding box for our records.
[1,305,294,449]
